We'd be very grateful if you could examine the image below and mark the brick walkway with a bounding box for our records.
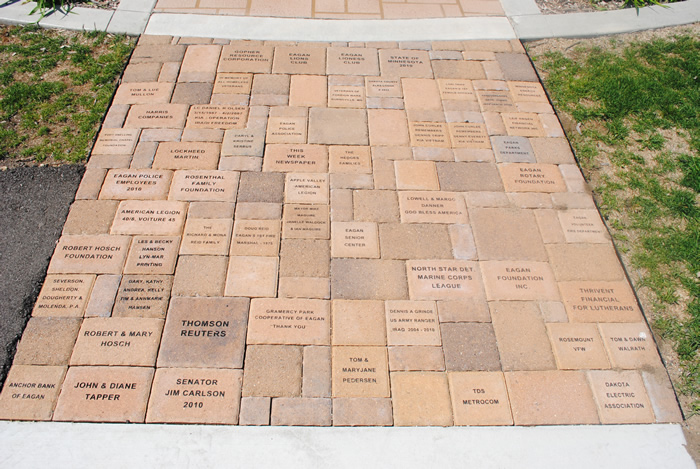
[0,36,682,427]
[154,0,504,18]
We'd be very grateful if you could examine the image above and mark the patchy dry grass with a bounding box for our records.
[0,25,134,165]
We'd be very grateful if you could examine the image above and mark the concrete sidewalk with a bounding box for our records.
[0,0,698,39]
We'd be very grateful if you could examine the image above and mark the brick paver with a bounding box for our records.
[0,36,680,428]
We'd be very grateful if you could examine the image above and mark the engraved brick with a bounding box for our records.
[146,368,242,424]
[588,370,654,424]
[53,366,154,423]
[0,365,66,421]
[449,372,513,425]
[70,318,163,366]
[157,297,249,368]
[48,235,131,275]
[123,236,180,275]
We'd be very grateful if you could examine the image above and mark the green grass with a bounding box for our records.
[0,25,134,163]
[530,31,700,411]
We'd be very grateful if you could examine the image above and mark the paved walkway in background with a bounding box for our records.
[153,0,504,19]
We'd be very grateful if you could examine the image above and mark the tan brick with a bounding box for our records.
[113,275,171,319]
[331,259,408,300]
[308,108,368,146]
[53,366,154,423]
[32,274,94,318]
[332,300,386,346]
[547,244,625,281]
[273,46,326,75]
[588,370,655,424]
[548,323,610,370]
[436,162,504,192]
[279,239,330,277]
[470,208,547,261]
[449,372,513,426]
[239,396,271,425]
[84,274,120,317]
[303,346,331,398]
[242,345,303,397]
[388,346,445,372]
[353,190,399,222]
[368,109,409,146]
[62,201,118,236]
[332,346,389,398]
[278,277,330,299]
[48,235,131,275]
[0,365,66,421]
[379,49,432,78]
[442,323,500,372]
[505,370,598,425]
[178,45,221,82]
[146,368,242,424]
[332,398,393,426]
[379,223,452,260]
[171,255,227,296]
[14,318,81,366]
[271,397,332,426]
[289,75,327,107]
[391,372,452,426]
[180,217,232,255]
[490,301,556,371]
[225,256,279,298]
[437,299,491,323]
[70,318,162,366]
[157,297,249,368]
[123,236,180,275]
[599,323,663,369]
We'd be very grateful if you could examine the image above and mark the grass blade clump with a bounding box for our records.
[0,25,134,163]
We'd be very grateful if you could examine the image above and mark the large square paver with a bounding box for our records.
[157,297,249,368]
[391,372,452,426]
[505,370,599,425]
[470,208,547,261]
[242,345,303,397]
[308,108,368,145]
